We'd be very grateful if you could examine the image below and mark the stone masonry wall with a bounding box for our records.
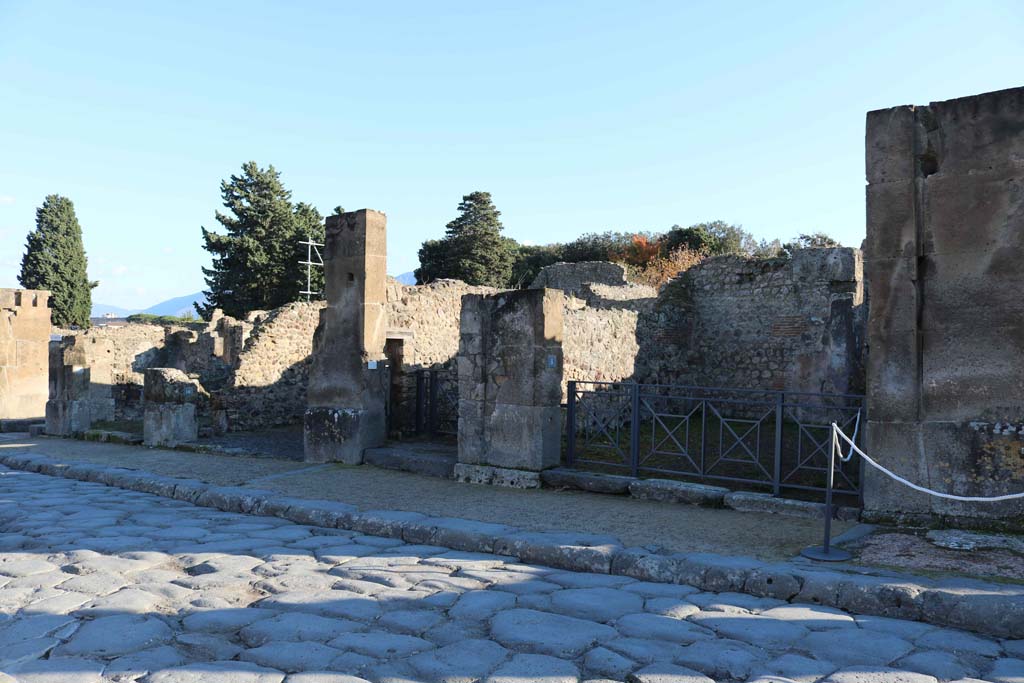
[0,289,51,420]
[218,302,324,432]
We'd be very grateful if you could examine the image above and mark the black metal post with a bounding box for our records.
[800,423,852,562]
[566,381,577,466]
[415,370,426,435]
[428,370,439,436]
[629,383,641,477]
[773,392,783,497]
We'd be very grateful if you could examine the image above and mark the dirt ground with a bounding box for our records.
[848,531,1024,583]
[0,432,861,562]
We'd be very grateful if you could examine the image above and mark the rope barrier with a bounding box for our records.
[832,421,1024,503]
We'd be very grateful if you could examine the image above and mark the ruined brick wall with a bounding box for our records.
[217,302,324,431]
[0,289,51,419]
[633,249,865,395]
[864,86,1024,528]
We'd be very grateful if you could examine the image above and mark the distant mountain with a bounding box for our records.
[91,303,138,318]
[142,291,206,317]
[393,271,417,285]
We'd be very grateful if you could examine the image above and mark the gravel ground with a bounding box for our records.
[3,466,1021,683]
[0,435,848,562]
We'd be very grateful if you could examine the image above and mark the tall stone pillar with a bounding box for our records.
[304,209,388,463]
[0,289,51,422]
[455,288,564,487]
[864,87,1024,526]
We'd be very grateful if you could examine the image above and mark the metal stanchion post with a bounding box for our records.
[801,424,852,562]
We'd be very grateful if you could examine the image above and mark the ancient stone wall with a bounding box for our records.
[864,86,1024,528]
[217,302,324,432]
[633,249,865,395]
[530,261,630,298]
[0,289,51,420]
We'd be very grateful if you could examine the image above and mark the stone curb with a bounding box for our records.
[2,451,1022,639]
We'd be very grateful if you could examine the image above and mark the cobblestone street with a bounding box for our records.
[1,466,1021,683]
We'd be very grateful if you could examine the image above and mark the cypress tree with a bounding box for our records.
[415,191,516,287]
[197,162,326,318]
[18,194,95,328]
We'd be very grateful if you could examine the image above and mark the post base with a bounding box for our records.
[800,546,853,562]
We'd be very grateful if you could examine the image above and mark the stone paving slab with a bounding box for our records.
[1,451,1022,645]
[1,465,1022,683]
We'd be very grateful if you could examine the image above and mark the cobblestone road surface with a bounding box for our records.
[0,467,1021,683]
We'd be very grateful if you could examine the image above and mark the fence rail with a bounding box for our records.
[564,380,864,500]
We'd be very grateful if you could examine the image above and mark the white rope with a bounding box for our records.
[833,422,1024,503]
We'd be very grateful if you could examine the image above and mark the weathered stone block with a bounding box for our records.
[303,407,373,465]
[540,467,634,494]
[143,403,197,447]
[865,105,916,184]
[628,478,728,507]
[453,463,541,489]
[865,181,917,260]
[143,368,206,404]
[861,421,932,518]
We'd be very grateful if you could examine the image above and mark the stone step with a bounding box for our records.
[364,445,456,479]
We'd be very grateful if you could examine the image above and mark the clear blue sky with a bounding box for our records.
[1,1,1022,309]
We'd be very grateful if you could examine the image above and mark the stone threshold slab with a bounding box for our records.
[1,451,1021,640]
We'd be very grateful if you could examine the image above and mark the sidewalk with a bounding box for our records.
[2,432,1022,639]
[0,432,844,562]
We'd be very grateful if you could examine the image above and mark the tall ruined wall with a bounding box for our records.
[633,249,865,395]
[0,289,51,419]
[864,86,1024,528]
[563,299,646,387]
[218,302,324,431]
[386,279,498,368]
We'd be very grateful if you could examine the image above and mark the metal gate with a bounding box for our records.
[415,369,458,437]
[565,381,864,498]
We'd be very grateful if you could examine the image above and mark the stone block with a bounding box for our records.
[865,105,916,184]
[44,398,91,436]
[303,407,377,465]
[861,421,933,518]
[864,256,917,335]
[918,422,1024,521]
[540,467,635,494]
[143,368,205,404]
[628,478,728,507]
[143,403,197,447]
[922,174,1024,257]
[921,249,1024,331]
[865,180,917,260]
[481,403,561,471]
[864,329,918,423]
[920,322,1024,421]
[453,463,541,489]
[926,86,1024,178]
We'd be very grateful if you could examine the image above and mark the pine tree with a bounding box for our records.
[18,194,95,328]
[415,191,516,287]
[197,162,327,318]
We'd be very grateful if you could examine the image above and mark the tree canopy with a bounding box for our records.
[197,162,326,319]
[18,194,96,327]
[415,192,517,287]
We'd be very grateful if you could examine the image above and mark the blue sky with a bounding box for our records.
[1,1,1022,309]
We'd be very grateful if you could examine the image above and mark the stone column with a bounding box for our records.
[455,288,564,487]
[304,209,388,463]
[864,86,1024,526]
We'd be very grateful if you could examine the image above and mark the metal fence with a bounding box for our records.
[415,369,458,437]
[564,380,864,499]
